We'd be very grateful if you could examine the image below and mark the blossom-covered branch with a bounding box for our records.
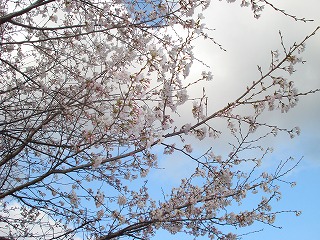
[0,0,319,239]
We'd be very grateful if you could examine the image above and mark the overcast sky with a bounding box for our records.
[152,0,320,239]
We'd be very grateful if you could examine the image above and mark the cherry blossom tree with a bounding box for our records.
[0,0,319,239]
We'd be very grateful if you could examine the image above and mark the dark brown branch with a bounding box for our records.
[0,0,56,25]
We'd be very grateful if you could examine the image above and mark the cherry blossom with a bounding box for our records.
[0,0,319,240]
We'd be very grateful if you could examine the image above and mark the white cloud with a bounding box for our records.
[0,201,82,240]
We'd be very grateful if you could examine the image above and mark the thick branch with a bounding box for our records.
[0,0,56,25]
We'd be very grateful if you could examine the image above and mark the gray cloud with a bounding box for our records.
[188,0,320,166]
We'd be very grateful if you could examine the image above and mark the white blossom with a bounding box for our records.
[184,144,193,153]
[117,195,127,205]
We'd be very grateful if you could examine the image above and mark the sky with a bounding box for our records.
[150,0,320,239]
